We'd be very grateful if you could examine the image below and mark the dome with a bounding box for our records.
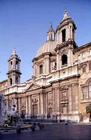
[36,40,57,57]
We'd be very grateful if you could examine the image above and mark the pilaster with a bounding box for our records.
[56,51,60,70]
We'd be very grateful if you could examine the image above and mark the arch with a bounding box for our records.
[81,78,91,99]
[39,64,43,74]
[62,54,67,65]
[10,61,12,65]
[85,78,91,85]
[10,78,12,85]
[62,29,66,42]
[16,76,19,84]
[16,61,19,70]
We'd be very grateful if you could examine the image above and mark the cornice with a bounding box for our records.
[32,52,56,62]
[55,40,77,51]
[74,42,91,53]
[50,74,80,84]
[56,18,76,32]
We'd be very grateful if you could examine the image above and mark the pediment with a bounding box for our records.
[25,82,41,92]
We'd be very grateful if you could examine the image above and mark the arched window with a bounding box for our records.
[62,54,67,66]
[39,64,43,74]
[62,29,66,42]
[10,61,13,69]
[88,82,91,97]
[11,61,12,65]
[81,81,91,100]
[10,78,12,85]
[16,61,19,70]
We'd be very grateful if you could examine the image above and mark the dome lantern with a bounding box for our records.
[47,24,55,41]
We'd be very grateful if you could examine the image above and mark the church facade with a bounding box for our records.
[0,11,91,122]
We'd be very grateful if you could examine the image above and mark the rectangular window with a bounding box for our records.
[62,29,66,42]
[82,87,88,99]
[61,91,68,101]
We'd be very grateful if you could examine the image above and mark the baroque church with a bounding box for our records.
[0,11,91,122]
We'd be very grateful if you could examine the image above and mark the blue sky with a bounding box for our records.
[0,0,91,82]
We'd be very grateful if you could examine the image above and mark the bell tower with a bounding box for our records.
[56,11,76,43]
[7,49,21,86]
[55,11,77,68]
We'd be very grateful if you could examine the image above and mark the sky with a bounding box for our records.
[0,0,91,82]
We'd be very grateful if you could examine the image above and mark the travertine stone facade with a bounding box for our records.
[0,11,91,122]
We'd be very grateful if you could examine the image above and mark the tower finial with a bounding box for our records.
[48,23,54,33]
[63,10,69,20]
[12,48,16,55]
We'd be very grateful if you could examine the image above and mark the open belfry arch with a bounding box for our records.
[0,11,91,122]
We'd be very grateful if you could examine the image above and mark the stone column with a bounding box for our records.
[35,65,38,77]
[40,93,43,116]
[44,54,50,75]
[68,85,72,113]
[28,96,31,117]
[53,87,60,119]
[7,96,9,110]
[69,25,72,39]
[26,96,28,117]
[17,98,21,115]
[33,62,37,77]
[56,87,60,120]
[68,47,73,66]
[43,93,47,117]
[56,51,60,70]
[70,83,79,113]
[74,84,79,111]
[38,94,40,115]
[46,93,48,118]
[16,98,19,113]
[52,88,55,113]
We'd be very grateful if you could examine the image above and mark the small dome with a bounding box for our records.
[36,40,57,57]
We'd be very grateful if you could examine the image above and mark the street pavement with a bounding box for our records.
[0,123,91,140]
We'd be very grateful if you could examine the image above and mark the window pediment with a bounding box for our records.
[81,78,91,100]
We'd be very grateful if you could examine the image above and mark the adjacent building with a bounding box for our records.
[0,11,91,122]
